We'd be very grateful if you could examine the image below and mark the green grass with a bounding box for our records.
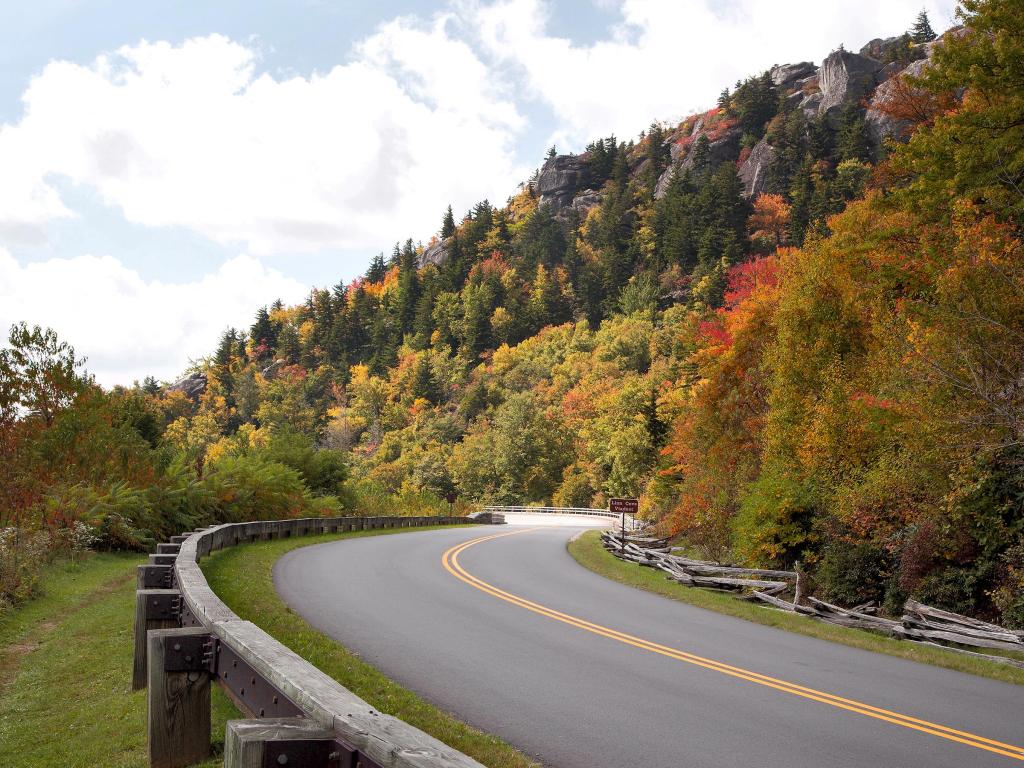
[568,530,1024,686]
[203,525,539,768]
[0,553,239,768]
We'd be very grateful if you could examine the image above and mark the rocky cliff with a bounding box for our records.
[547,32,945,211]
[423,26,950,269]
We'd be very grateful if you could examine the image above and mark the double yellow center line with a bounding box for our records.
[442,528,1024,762]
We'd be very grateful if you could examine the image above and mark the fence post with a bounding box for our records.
[133,588,181,690]
[793,561,806,607]
[224,718,340,768]
[148,627,212,768]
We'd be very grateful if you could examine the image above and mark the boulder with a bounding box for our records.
[536,154,591,210]
[878,61,903,83]
[770,62,816,88]
[737,139,776,199]
[570,189,603,213]
[817,49,884,119]
[680,130,741,173]
[418,238,449,268]
[865,58,930,159]
[861,36,928,67]
[799,91,823,119]
[167,371,207,400]
[260,359,284,381]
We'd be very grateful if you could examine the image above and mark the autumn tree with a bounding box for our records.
[0,323,88,427]
[748,194,791,251]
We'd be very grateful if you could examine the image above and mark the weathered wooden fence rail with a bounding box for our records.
[601,529,1024,670]
[134,515,493,768]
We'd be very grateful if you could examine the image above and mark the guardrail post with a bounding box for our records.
[133,588,181,690]
[224,718,340,768]
[148,627,213,768]
[138,564,173,590]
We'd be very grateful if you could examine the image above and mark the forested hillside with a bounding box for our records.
[3,2,1022,625]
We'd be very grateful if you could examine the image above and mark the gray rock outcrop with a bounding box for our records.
[771,62,816,88]
[260,359,284,380]
[536,154,591,210]
[654,124,741,199]
[418,238,449,268]
[654,166,675,199]
[800,91,823,118]
[570,189,603,213]
[681,130,742,173]
[738,139,776,199]
[168,371,207,400]
[818,49,885,120]
[865,57,930,159]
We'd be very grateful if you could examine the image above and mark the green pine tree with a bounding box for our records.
[366,252,387,283]
[250,307,277,354]
[441,205,456,239]
[411,354,440,404]
[910,9,936,43]
[837,103,871,163]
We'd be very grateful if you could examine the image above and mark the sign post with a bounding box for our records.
[609,498,639,553]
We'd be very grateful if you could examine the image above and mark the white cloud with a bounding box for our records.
[473,0,958,149]
[0,27,526,254]
[0,249,307,386]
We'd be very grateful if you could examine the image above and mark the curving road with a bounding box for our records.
[274,526,1024,768]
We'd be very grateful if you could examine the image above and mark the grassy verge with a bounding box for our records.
[0,553,239,768]
[568,530,1024,686]
[203,525,539,768]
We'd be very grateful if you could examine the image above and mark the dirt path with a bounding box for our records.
[0,568,135,696]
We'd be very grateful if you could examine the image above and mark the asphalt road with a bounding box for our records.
[274,526,1024,768]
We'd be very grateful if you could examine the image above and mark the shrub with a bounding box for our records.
[200,454,333,522]
[260,428,348,496]
[0,521,98,612]
[0,527,53,610]
[816,541,892,607]
[733,471,816,567]
[914,562,998,618]
[993,544,1024,629]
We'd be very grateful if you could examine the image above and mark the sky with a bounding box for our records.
[0,0,958,387]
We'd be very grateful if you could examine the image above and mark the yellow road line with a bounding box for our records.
[442,529,1024,762]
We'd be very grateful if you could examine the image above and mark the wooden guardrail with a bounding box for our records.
[482,505,640,528]
[483,505,617,518]
[133,515,491,768]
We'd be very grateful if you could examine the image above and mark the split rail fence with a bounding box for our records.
[134,515,494,768]
[602,528,1024,670]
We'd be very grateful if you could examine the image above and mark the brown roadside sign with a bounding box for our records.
[609,497,639,515]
